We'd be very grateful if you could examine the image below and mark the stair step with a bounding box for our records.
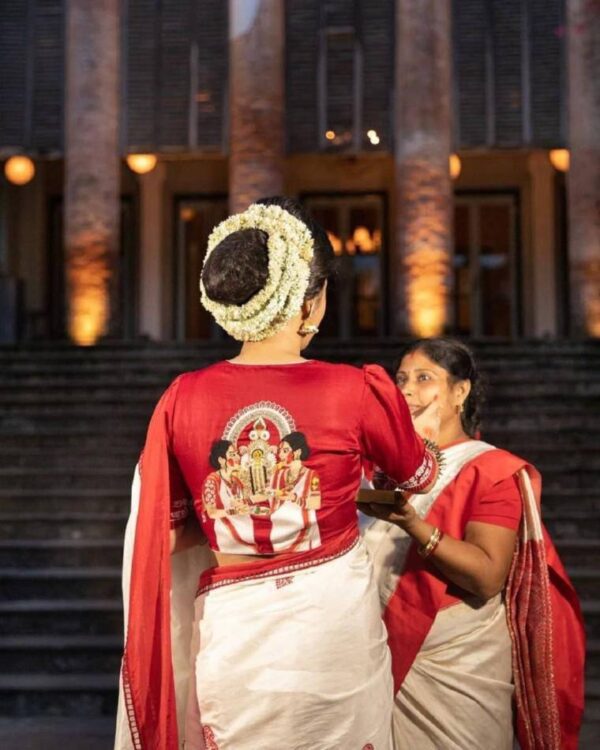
[0,599,122,637]
[0,467,133,492]
[0,540,123,568]
[555,540,600,568]
[587,640,600,680]
[0,673,118,717]
[0,489,130,514]
[0,673,118,691]
[0,513,128,541]
[581,602,600,639]
[0,446,139,469]
[0,567,122,600]
[0,635,122,675]
[0,414,148,435]
[567,569,600,601]
[543,511,600,539]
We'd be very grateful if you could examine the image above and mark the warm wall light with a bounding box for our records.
[4,156,36,185]
[66,237,111,346]
[325,130,336,141]
[549,149,569,172]
[367,129,380,145]
[126,153,158,174]
[449,153,461,179]
[405,244,449,337]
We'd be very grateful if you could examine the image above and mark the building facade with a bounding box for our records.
[0,0,598,344]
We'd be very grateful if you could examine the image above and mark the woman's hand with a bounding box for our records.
[411,396,441,443]
[357,492,419,534]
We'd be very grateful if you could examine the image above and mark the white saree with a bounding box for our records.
[116,466,393,750]
[361,440,515,750]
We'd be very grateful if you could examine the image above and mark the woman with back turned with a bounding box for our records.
[114,197,441,750]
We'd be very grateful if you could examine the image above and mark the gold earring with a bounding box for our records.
[299,323,319,336]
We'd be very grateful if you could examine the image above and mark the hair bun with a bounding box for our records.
[201,228,269,306]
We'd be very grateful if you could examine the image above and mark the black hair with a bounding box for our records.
[398,337,485,438]
[280,431,310,461]
[209,439,232,470]
[201,196,335,306]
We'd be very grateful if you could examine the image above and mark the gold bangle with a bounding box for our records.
[418,526,443,559]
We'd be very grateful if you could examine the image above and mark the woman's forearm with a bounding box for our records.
[405,518,513,600]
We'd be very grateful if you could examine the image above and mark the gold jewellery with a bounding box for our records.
[418,526,444,559]
[299,323,319,336]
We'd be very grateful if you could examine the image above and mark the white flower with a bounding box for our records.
[199,203,314,341]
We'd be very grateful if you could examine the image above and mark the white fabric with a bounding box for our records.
[516,468,544,542]
[184,541,393,750]
[114,465,214,750]
[393,594,514,749]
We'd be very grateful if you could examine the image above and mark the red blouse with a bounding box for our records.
[146,360,435,558]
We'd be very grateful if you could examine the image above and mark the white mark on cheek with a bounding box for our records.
[230,0,262,40]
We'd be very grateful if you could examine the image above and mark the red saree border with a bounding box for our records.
[197,528,359,595]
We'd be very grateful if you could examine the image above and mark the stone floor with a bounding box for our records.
[0,716,598,749]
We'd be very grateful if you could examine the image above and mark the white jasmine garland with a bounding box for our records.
[199,203,315,341]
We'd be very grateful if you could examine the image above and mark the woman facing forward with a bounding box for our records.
[114,198,441,750]
[359,338,585,750]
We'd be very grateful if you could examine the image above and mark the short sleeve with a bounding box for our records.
[139,377,192,531]
[359,364,438,492]
[468,475,522,530]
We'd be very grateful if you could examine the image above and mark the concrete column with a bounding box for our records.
[528,151,558,337]
[228,0,284,214]
[393,0,453,337]
[65,0,120,345]
[137,162,167,341]
[567,0,600,337]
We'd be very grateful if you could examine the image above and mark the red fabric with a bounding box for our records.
[468,474,522,530]
[122,361,435,748]
[383,449,585,749]
[171,361,428,554]
[123,378,183,750]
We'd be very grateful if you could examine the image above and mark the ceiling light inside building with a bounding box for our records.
[325,130,336,141]
[549,149,569,172]
[4,155,35,185]
[449,153,462,179]
[126,153,158,174]
[367,130,380,146]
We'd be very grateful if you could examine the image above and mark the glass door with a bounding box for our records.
[454,192,521,337]
[302,193,386,338]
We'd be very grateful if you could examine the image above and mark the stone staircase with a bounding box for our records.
[0,340,598,738]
